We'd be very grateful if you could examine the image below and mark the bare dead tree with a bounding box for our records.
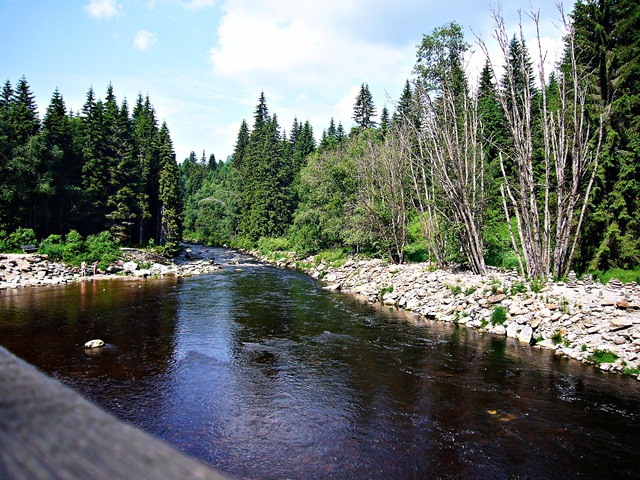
[478,6,604,279]
[411,80,488,274]
[353,130,410,263]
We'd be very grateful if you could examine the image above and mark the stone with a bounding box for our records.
[517,327,533,344]
[322,284,341,291]
[610,319,633,330]
[487,294,506,304]
[616,301,635,310]
[614,336,627,345]
[506,323,519,338]
[84,339,105,349]
[122,261,138,273]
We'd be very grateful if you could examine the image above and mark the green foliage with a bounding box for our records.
[464,286,476,296]
[490,306,507,326]
[37,229,121,268]
[529,278,545,293]
[379,285,394,299]
[591,268,640,285]
[257,236,291,255]
[447,284,462,295]
[587,349,619,365]
[38,234,65,259]
[315,248,346,267]
[0,78,180,247]
[550,330,563,346]
[0,227,37,252]
[510,281,527,295]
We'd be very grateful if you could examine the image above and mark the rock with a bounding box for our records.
[322,283,341,291]
[617,300,635,310]
[122,261,138,273]
[517,326,533,344]
[610,319,633,330]
[487,294,506,304]
[506,323,519,338]
[84,339,105,349]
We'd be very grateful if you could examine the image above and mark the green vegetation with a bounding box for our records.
[529,278,545,294]
[379,285,394,299]
[550,330,564,346]
[587,349,619,365]
[591,268,640,285]
[464,286,476,296]
[0,80,182,255]
[490,306,507,326]
[38,230,121,268]
[446,284,462,295]
[510,281,527,295]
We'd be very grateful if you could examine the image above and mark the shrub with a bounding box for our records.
[550,330,563,345]
[0,228,37,253]
[529,277,545,293]
[39,234,65,260]
[85,231,121,267]
[510,281,527,295]
[587,349,618,365]
[257,236,291,255]
[491,306,507,325]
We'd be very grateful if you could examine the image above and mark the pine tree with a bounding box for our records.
[572,0,640,270]
[11,76,40,146]
[352,83,377,130]
[157,122,183,255]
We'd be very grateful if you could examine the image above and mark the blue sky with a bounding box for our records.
[1,0,573,162]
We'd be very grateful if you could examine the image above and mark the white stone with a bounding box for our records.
[84,339,105,348]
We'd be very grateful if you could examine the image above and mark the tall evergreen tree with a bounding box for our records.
[157,122,183,255]
[352,83,377,130]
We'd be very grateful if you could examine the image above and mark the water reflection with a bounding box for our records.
[2,249,640,479]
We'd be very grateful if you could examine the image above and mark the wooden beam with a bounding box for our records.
[0,346,232,480]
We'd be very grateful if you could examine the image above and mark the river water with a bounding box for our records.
[1,247,640,479]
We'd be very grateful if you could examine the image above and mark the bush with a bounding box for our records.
[587,349,618,365]
[0,228,37,253]
[85,231,121,267]
[491,306,507,325]
[257,237,292,255]
[39,234,65,260]
[591,268,640,285]
[404,241,431,263]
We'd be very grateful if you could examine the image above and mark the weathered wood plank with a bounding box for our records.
[0,346,232,480]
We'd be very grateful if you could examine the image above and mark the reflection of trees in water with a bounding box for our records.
[0,278,181,424]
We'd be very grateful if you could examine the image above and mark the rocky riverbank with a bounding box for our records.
[251,250,640,378]
[0,247,221,290]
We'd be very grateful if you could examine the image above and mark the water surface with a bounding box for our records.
[1,247,640,479]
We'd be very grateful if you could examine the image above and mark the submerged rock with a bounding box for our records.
[84,339,105,349]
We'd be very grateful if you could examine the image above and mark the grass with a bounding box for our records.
[550,330,563,345]
[379,285,394,300]
[590,268,640,285]
[510,281,527,295]
[447,284,462,295]
[464,286,476,296]
[587,349,619,364]
[315,248,347,267]
[491,306,507,326]
[529,277,545,293]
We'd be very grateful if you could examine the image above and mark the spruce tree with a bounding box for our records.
[352,83,377,130]
[157,122,183,255]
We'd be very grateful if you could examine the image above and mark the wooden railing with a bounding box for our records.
[0,346,231,480]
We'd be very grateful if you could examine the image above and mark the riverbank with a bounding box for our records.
[250,249,640,378]
[0,247,221,290]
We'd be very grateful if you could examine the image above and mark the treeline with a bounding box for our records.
[0,80,182,255]
[182,0,640,279]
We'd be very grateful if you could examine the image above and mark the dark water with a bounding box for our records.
[2,248,640,479]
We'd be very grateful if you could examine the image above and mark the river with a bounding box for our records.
[1,247,640,479]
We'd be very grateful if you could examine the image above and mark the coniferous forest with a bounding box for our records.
[2,0,639,280]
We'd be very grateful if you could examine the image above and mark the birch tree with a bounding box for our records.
[479,7,604,279]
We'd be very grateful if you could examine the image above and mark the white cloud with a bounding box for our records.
[134,30,158,52]
[182,0,217,9]
[83,0,123,19]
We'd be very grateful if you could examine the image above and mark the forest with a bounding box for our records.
[1,0,638,280]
